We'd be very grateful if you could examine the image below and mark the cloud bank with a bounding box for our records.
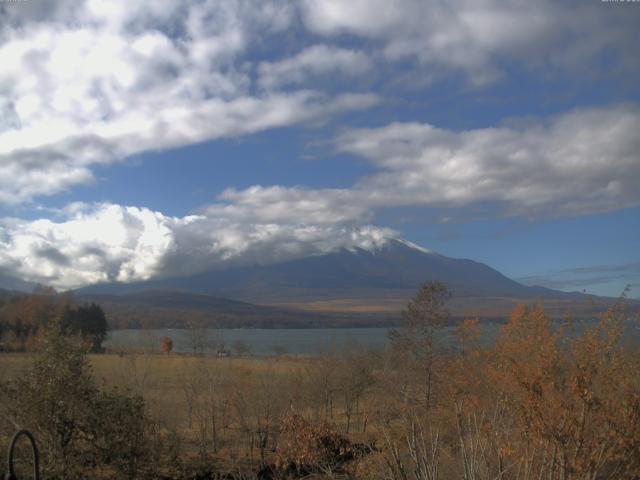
[339,104,640,218]
[0,203,393,289]
[1,0,638,205]
[301,0,640,85]
[0,0,377,204]
[1,103,639,288]
[199,104,640,225]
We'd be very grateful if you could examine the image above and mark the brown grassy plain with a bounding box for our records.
[1,294,639,479]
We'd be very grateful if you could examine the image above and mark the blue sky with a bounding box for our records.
[0,0,639,297]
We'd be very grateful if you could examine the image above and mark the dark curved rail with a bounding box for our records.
[4,430,40,480]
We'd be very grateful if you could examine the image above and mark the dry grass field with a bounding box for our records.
[2,293,639,479]
[2,351,373,477]
[271,294,626,319]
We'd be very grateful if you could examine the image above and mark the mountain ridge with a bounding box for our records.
[75,238,571,301]
[3,238,628,328]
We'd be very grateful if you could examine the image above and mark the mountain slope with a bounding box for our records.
[77,238,565,301]
[71,238,624,323]
[76,289,395,329]
[0,274,36,293]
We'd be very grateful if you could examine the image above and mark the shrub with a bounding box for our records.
[1,323,149,479]
[274,413,357,475]
[161,336,173,355]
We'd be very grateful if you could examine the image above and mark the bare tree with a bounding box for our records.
[389,281,450,411]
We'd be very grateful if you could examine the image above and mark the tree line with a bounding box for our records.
[0,292,108,352]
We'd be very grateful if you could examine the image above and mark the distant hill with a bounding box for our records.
[76,290,396,329]
[0,274,36,293]
[0,288,18,300]
[3,239,629,328]
[72,238,618,325]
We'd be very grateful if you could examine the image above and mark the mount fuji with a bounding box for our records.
[67,238,605,327]
[76,238,557,299]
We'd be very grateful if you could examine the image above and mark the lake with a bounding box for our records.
[105,323,499,356]
[105,319,640,356]
[107,327,397,356]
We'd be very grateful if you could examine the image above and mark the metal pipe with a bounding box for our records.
[4,430,40,480]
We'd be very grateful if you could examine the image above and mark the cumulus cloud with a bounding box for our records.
[0,204,178,287]
[1,103,637,288]
[191,104,639,224]
[0,90,378,204]
[1,98,637,288]
[337,104,640,218]
[182,104,640,239]
[1,0,638,207]
[0,202,394,289]
[301,0,640,85]
[0,0,377,204]
[209,186,370,225]
[258,45,372,90]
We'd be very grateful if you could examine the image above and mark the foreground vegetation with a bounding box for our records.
[1,283,639,479]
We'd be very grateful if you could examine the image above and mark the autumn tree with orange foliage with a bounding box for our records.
[379,292,640,480]
[484,301,640,479]
[160,336,173,355]
[434,300,640,480]
[0,293,67,351]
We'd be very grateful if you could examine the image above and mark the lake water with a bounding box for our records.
[105,322,640,355]
[105,323,497,356]
[107,327,395,356]
[106,320,640,356]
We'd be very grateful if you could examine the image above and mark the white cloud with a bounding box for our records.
[0,204,178,287]
[0,104,637,288]
[0,0,377,204]
[337,104,640,217]
[209,186,370,225]
[1,0,637,208]
[0,89,378,204]
[301,0,640,85]
[0,202,394,289]
[258,45,372,90]
[215,104,640,223]
[187,103,640,230]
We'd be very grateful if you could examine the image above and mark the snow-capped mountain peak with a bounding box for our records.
[391,238,434,255]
